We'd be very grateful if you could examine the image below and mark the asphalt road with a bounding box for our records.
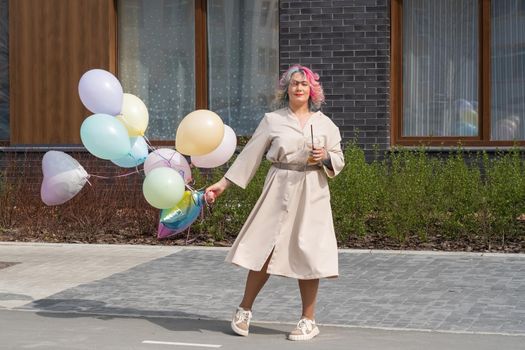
[1,309,523,350]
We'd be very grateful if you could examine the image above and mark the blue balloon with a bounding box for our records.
[111,136,148,168]
[160,191,204,235]
[80,114,131,160]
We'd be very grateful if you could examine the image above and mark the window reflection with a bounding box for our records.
[208,0,279,135]
[118,0,195,141]
[491,0,525,140]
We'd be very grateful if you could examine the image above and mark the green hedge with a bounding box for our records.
[192,144,525,246]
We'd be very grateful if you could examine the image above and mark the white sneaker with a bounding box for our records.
[231,307,252,336]
[288,318,320,341]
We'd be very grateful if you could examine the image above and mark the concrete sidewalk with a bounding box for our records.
[0,242,524,335]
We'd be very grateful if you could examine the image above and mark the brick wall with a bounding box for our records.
[0,150,145,201]
[279,0,391,151]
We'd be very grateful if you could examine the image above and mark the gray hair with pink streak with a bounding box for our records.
[275,65,325,111]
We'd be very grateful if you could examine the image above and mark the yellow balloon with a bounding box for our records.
[117,93,149,136]
[175,109,224,156]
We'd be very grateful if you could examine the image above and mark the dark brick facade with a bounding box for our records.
[279,0,391,151]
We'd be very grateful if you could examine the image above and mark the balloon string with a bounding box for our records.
[143,135,192,183]
[187,184,213,207]
[88,169,142,180]
[185,184,199,206]
[185,183,212,208]
[143,135,157,152]
[143,135,178,164]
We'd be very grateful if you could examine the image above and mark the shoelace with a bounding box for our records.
[236,310,251,323]
[297,319,312,333]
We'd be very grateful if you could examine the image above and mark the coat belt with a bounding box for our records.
[272,163,321,171]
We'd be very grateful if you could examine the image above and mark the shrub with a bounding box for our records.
[0,146,523,251]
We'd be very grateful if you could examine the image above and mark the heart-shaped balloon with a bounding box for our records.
[41,151,89,206]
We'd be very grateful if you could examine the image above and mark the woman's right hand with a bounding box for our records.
[205,177,231,203]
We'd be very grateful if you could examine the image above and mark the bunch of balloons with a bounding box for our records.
[40,68,238,239]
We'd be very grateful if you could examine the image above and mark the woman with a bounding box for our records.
[205,65,344,341]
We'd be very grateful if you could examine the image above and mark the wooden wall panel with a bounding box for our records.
[9,0,117,144]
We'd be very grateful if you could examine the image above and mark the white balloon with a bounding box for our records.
[41,151,88,206]
[191,125,237,168]
[42,151,84,178]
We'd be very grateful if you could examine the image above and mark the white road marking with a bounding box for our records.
[142,340,222,348]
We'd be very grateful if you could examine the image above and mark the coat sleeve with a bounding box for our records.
[322,124,345,178]
[224,115,272,189]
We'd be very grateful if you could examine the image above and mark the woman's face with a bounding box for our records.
[287,72,310,107]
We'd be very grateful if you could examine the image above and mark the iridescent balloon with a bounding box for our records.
[157,222,176,239]
[158,190,204,239]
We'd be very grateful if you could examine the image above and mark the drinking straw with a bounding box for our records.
[310,125,315,150]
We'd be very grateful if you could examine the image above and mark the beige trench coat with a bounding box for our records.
[224,107,345,279]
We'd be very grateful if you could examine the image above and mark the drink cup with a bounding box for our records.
[306,137,321,164]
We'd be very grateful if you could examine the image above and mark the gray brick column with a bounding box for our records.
[279,0,391,151]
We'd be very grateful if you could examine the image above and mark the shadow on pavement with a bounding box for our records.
[31,298,283,336]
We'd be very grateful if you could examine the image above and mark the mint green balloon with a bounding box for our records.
[143,167,185,209]
[80,114,131,160]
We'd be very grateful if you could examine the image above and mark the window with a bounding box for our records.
[207,0,279,135]
[118,0,279,140]
[0,0,9,141]
[392,0,525,146]
[118,0,195,141]
[491,0,525,141]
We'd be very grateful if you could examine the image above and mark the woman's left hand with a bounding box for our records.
[311,147,328,163]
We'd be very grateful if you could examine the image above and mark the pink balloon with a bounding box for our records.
[41,151,88,206]
[143,148,192,183]
[191,125,237,168]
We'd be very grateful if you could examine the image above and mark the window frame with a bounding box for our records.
[390,0,525,147]
[195,0,208,110]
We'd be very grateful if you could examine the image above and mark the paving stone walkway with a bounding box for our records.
[10,247,524,335]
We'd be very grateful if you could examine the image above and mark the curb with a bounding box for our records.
[0,241,523,257]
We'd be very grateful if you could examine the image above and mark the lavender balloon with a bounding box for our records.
[78,69,123,116]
